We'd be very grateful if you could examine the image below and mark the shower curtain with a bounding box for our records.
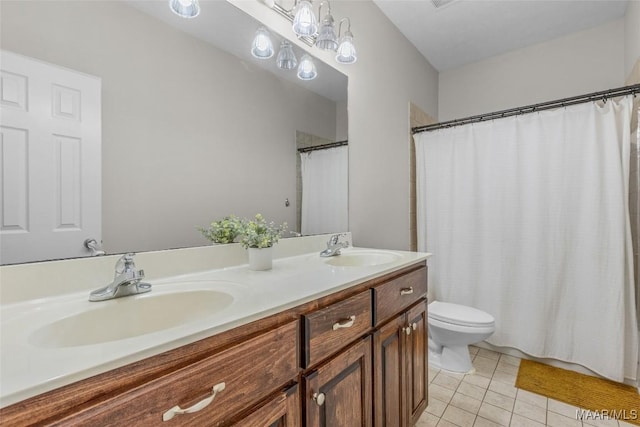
[415,96,638,382]
[300,146,348,235]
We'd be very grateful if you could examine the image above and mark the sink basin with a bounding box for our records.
[29,289,234,348]
[324,250,402,267]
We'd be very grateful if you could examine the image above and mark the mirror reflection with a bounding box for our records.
[0,0,348,265]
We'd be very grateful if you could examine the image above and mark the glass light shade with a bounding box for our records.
[292,0,318,37]
[169,0,200,18]
[297,54,317,80]
[335,32,357,64]
[276,41,298,70]
[251,27,274,59]
[315,15,338,51]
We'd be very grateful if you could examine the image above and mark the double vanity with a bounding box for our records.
[0,234,430,426]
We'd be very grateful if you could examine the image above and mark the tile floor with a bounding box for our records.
[416,346,637,427]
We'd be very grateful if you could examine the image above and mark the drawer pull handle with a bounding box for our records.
[400,287,414,296]
[313,392,326,406]
[162,382,226,421]
[332,315,356,331]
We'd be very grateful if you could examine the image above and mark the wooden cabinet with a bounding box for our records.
[303,290,372,368]
[59,321,299,426]
[0,261,428,427]
[230,384,300,427]
[303,336,372,427]
[406,302,428,426]
[373,314,407,427]
[372,265,428,427]
[373,301,428,427]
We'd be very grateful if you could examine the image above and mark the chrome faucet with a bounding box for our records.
[320,233,349,257]
[89,253,151,302]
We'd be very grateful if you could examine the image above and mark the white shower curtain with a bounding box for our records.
[300,146,348,235]
[415,97,638,382]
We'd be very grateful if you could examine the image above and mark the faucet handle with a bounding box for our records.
[328,233,349,247]
[115,253,137,275]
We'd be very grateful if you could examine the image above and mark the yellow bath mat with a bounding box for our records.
[516,359,640,426]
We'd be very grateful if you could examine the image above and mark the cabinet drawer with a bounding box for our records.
[303,290,372,368]
[74,321,299,426]
[373,266,427,326]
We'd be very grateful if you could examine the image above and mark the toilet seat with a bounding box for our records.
[429,301,495,328]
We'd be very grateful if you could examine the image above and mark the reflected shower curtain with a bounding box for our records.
[300,146,348,235]
[415,97,638,382]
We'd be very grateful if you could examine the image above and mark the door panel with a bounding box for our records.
[0,50,101,264]
[305,336,372,427]
[406,301,428,425]
[373,314,405,427]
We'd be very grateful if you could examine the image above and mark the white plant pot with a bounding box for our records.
[248,247,273,271]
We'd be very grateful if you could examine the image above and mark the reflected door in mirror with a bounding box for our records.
[0,51,102,264]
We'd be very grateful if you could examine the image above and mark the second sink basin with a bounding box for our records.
[324,250,402,267]
[29,288,235,348]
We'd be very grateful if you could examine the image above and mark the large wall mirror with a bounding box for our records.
[0,0,348,265]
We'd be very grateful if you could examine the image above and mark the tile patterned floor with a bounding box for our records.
[416,346,638,427]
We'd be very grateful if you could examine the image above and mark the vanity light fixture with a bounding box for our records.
[276,40,298,70]
[292,0,318,37]
[335,17,357,64]
[315,1,338,51]
[169,0,200,18]
[264,0,357,65]
[297,54,317,80]
[251,27,275,59]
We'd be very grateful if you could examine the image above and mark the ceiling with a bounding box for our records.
[373,0,629,71]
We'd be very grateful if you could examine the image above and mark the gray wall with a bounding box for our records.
[438,19,625,121]
[625,0,640,79]
[1,1,338,254]
[233,0,440,250]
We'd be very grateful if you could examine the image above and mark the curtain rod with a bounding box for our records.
[412,84,640,134]
[297,140,348,153]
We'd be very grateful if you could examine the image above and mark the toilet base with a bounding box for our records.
[428,342,475,374]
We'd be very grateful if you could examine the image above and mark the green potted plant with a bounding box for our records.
[197,215,242,244]
[240,214,287,270]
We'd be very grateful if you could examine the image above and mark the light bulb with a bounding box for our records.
[169,0,200,18]
[251,27,274,59]
[292,1,318,37]
[297,54,317,80]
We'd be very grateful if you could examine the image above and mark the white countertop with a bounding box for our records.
[0,243,430,408]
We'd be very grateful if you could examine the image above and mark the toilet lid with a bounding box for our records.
[428,301,495,327]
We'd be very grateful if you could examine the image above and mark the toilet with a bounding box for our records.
[428,301,495,373]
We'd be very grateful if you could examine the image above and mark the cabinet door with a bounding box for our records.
[231,384,300,427]
[304,336,372,427]
[373,314,406,427]
[405,301,428,425]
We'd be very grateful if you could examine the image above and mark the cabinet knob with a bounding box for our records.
[403,326,412,336]
[412,322,418,331]
[313,392,326,406]
[400,287,414,296]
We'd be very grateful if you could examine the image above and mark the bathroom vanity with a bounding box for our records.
[0,235,430,426]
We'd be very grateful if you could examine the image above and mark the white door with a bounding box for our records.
[0,50,101,264]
